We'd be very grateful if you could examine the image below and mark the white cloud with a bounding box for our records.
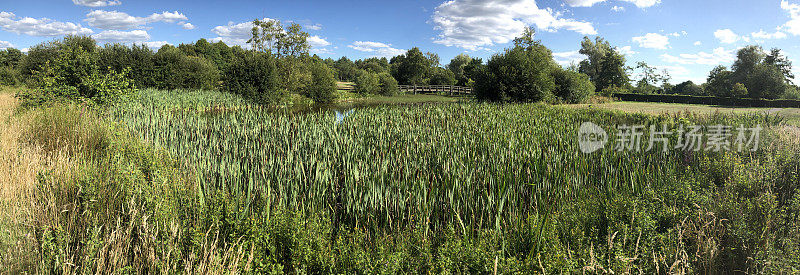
[0,12,93,37]
[564,0,606,7]
[141,41,170,49]
[211,19,268,47]
[781,0,800,35]
[714,29,746,44]
[0,40,13,49]
[611,6,625,12]
[431,0,596,50]
[694,41,702,46]
[310,48,334,55]
[632,33,670,49]
[552,50,583,66]
[85,10,190,30]
[305,23,322,31]
[93,29,150,43]
[660,47,736,65]
[181,22,195,30]
[618,45,638,55]
[621,0,661,8]
[751,29,787,40]
[348,41,405,57]
[72,0,121,7]
[307,35,330,47]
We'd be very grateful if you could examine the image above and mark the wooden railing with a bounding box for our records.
[398,85,473,95]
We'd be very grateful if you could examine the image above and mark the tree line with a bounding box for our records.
[1,21,797,106]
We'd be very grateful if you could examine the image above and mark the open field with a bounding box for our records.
[570,101,800,126]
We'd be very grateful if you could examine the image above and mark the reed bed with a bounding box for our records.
[112,89,706,235]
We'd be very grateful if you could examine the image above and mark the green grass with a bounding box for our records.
[571,101,800,126]
[100,89,800,272]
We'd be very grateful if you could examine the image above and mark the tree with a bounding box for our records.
[428,67,456,86]
[475,44,557,102]
[731,83,748,98]
[706,66,734,97]
[633,62,670,94]
[552,68,595,103]
[334,57,358,82]
[447,54,475,86]
[462,58,484,87]
[669,81,705,96]
[0,48,23,68]
[764,48,794,83]
[377,72,399,96]
[355,70,380,94]
[513,26,537,48]
[578,37,630,92]
[304,60,337,103]
[746,63,786,99]
[223,49,282,103]
[356,57,389,74]
[248,19,310,58]
[390,47,438,85]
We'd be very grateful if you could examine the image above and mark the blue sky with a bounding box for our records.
[1,0,800,84]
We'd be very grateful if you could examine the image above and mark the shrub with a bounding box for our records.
[0,66,19,86]
[222,50,283,103]
[16,41,136,107]
[304,61,337,103]
[552,68,594,103]
[475,45,556,102]
[153,46,220,90]
[355,70,380,95]
[98,44,157,88]
[378,72,399,96]
[600,84,628,97]
[731,83,748,98]
[427,67,456,86]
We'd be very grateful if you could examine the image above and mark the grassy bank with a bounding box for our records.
[571,101,800,127]
[2,88,800,273]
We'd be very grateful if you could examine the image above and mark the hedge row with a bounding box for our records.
[613,93,800,108]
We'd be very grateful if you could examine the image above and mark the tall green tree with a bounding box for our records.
[706,65,734,97]
[447,54,475,86]
[578,37,630,92]
[390,47,438,85]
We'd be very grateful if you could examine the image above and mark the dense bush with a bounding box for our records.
[0,66,19,86]
[222,50,282,103]
[475,45,557,102]
[98,43,157,88]
[355,70,380,94]
[153,46,220,90]
[303,60,337,103]
[427,67,456,85]
[378,72,399,96]
[552,68,594,103]
[15,38,136,107]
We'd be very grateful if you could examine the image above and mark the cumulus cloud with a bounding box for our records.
[782,0,800,35]
[751,29,787,40]
[632,33,670,49]
[307,35,330,47]
[563,0,606,7]
[0,40,13,49]
[211,19,268,47]
[181,22,195,30]
[620,0,661,8]
[0,12,93,37]
[431,0,596,50]
[660,47,736,65]
[611,6,625,12]
[694,41,702,46]
[348,41,406,57]
[85,10,190,30]
[93,29,150,43]
[141,41,170,49]
[618,45,638,55]
[714,29,749,44]
[73,0,121,7]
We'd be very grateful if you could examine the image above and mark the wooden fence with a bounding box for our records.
[398,85,473,95]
